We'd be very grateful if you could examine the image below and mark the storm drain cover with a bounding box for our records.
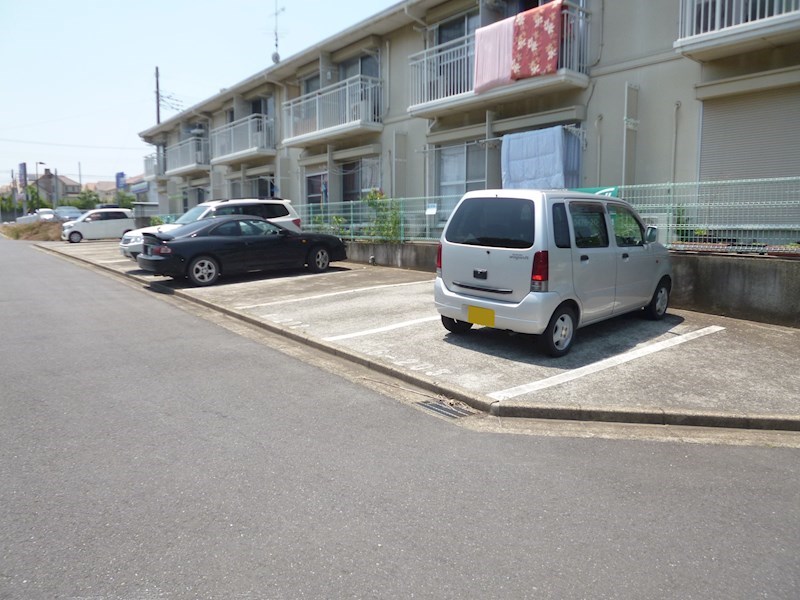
[417,401,474,419]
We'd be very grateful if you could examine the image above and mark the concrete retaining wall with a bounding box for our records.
[345,241,800,328]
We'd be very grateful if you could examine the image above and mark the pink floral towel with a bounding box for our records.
[511,0,563,80]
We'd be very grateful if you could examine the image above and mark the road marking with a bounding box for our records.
[236,279,434,309]
[488,325,726,401]
[323,316,441,341]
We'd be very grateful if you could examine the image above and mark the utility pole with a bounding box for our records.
[155,66,161,124]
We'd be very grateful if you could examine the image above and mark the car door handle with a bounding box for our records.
[580,255,589,261]
[622,253,629,259]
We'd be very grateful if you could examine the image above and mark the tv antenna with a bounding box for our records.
[271,0,285,64]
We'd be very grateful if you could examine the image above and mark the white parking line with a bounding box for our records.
[323,316,441,341]
[236,279,434,309]
[488,325,726,401]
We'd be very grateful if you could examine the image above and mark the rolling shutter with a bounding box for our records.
[699,85,800,181]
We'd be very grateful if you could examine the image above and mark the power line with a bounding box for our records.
[0,137,146,150]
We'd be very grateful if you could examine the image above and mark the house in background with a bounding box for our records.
[84,181,118,202]
[138,0,800,220]
[35,169,81,204]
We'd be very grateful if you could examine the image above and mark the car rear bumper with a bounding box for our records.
[433,277,563,335]
[136,254,185,277]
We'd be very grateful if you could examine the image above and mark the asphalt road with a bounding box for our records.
[1,238,799,599]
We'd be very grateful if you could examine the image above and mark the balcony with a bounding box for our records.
[210,114,276,166]
[282,75,383,148]
[408,2,590,119]
[143,153,165,181]
[164,137,210,177]
[675,0,800,61]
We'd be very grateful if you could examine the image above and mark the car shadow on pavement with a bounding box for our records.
[135,266,352,292]
[440,312,686,368]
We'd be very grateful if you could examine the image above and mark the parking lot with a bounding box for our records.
[40,240,800,431]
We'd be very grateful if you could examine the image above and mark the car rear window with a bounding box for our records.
[445,197,534,249]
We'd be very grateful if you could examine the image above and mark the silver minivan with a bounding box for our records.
[434,190,672,356]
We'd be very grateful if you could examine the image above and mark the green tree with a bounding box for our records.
[114,191,136,209]
[73,189,101,210]
[364,188,401,242]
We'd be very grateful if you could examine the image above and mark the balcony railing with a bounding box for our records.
[679,0,800,38]
[409,3,589,107]
[143,153,165,179]
[282,75,383,141]
[165,137,210,175]
[210,114,275,162]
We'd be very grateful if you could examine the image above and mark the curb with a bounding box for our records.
[36,243,800,433]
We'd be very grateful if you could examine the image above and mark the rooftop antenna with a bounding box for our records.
[272,0,285,64]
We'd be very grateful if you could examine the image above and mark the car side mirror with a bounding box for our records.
[645,226,658,244]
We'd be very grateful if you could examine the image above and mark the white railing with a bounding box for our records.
[679,0,800,37]
[282,75,383,140]
[144,153,164,178]
[165,137,209,172]
[409,3,589,106]
[210,114,275,159]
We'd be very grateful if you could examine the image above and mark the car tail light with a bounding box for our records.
[531,250,548,292]
[151,244,172,255]
[292,218,301,229]
[436,243,442,276]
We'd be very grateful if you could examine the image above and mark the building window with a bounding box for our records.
[436,9,480,44]
[303,74,321,95]
[437,142,486,217]
[341,157,380,202]
[306,172,327,205]
[339,53,380,80]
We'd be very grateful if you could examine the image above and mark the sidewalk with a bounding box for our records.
[36,240,800,433]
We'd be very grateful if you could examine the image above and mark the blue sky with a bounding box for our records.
[0,0,399,188]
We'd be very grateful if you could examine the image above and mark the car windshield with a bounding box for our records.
[445,197,535,249]
[174,205,209,225]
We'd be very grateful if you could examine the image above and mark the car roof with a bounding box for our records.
[199,197,293,207]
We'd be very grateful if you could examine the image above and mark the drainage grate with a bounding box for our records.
[417,401,474,419]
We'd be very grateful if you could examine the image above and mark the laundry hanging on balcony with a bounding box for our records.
[473,0,564,95]
[511,0,563,80]
[473,16,515,93]
[501,125,580,189]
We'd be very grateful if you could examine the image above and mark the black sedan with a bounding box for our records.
[136,215,347,286]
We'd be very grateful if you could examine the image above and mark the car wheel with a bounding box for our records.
[187,256,220,286]
[441,315,473,334]
[644,277,670,320]
[68,231,82,244]
[307,246,330,273]
[540,305,577,357]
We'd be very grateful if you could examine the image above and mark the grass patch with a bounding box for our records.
[0,221,62,241]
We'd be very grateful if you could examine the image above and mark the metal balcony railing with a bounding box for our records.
[409,2,589,106]
[679,0,800,38]
[144,153,165,178]
[165,137,210,172]
[210,114,275,159]
[282,75,383,140]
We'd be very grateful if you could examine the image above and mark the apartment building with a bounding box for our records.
[138,0,800,218]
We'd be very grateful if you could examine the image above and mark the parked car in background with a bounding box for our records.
[136,215,346,286]
[15,208,56,224]
[54,206,83,222]
[120,198,301,260]
[434,189,672,357]
[61,208,135,243]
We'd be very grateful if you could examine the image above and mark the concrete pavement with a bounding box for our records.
[35,240,800,432]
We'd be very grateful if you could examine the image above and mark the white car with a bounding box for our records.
[61,208,135,243]
[120,198,302,260]
[434,189,672,357]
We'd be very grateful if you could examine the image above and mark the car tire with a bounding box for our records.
[68,231,82,244]
[540,305,577,357]
[187,256,220,286]
[441,315,473,334]
[307,246,330,273]
[644,277,670,320]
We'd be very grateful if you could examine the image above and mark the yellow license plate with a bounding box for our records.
[467,306,495,327]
